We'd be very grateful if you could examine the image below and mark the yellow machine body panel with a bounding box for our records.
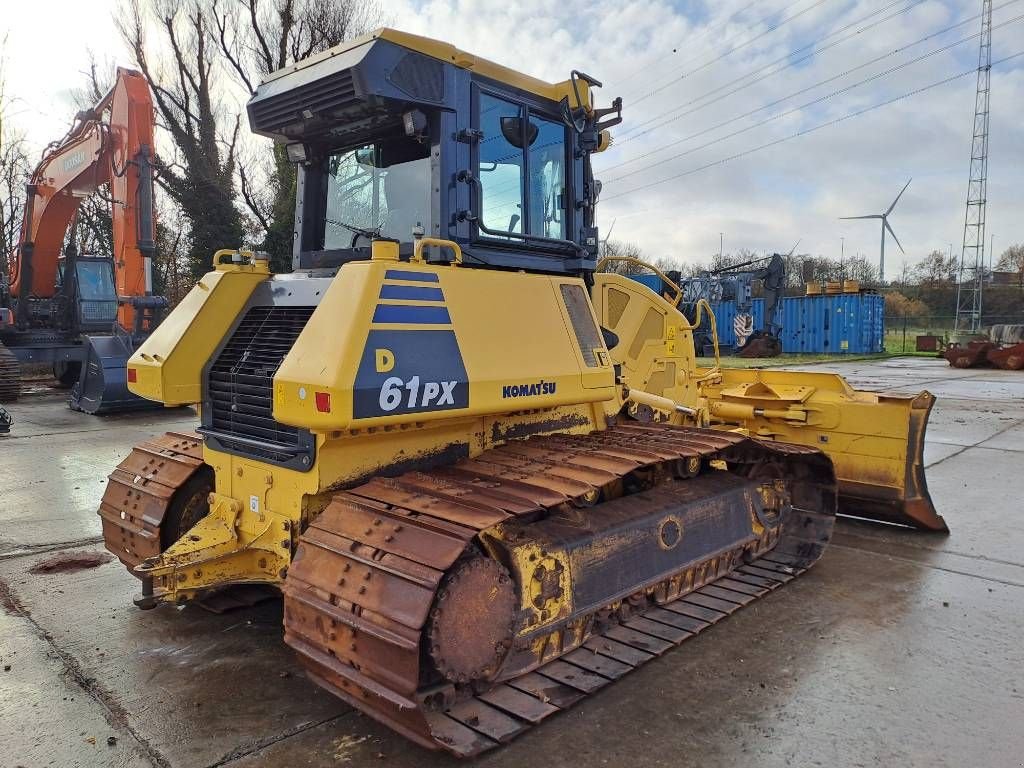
[272,259,616,432]
[591,273,704,417]
[122,254,618,602]
[126,259,270,405]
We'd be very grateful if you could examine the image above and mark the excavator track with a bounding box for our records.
[0,342,21,402]
[283,423,836,756]
[98,431,207,569]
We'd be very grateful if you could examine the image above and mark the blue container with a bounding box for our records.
[628,274,666,293]
[623,275,885,354]
[780,293,885,354]
[709,299,765,348]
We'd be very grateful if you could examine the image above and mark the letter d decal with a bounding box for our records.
[375,348,395,373]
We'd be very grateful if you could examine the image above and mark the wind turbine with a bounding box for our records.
[839,178,911,283]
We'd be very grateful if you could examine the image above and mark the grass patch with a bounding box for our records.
[716,352,892,369]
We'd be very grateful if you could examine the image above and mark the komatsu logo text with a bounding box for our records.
[502,380,557,398]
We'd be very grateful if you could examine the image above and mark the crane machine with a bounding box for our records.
[0,67,165,412]
[98,30,945,756]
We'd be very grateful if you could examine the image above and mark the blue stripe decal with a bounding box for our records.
[372,305,452,325]
[384,269,439,283]
[378,285,445,302]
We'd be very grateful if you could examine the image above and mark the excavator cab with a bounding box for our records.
[56,256,120,332]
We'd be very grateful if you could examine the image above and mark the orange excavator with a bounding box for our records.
[0,67,165,412]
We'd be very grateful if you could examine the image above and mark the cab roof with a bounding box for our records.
[262,27,591,109]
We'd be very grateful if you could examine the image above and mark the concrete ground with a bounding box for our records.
[1,357,1022,768]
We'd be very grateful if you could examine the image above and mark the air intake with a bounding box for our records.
[203,305,316,468]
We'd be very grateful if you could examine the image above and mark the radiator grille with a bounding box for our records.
[206,305,315,464]
[250,71,357,132]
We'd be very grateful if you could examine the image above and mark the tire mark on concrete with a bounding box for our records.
[828,544,1024,589]
[205,710,355,767]
[920,415,1024,471]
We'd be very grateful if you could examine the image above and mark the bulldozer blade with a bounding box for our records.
[834,391,945,532]
[68,335,163,415]
[703,370,947,532]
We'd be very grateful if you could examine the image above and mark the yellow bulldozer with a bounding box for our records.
[99,29,945,756]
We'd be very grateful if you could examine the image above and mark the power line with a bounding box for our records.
[612,0,764,90]
[628,0,834,107]
[600,51,1024,203]
[601,10,1024,183]
[617,0,938,143]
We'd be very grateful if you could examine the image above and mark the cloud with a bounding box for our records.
[4,0,1021,275]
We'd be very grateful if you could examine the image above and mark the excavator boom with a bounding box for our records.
[1,67,162,412]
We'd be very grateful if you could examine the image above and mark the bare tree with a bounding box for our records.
[914,249,959,286]
[0,95,30,276]
[996,244,1024,290]
[599,240,649,274]
[118,0,244,278]
[212,0,381,270]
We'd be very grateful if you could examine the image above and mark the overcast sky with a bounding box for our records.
[2,0,1021,278]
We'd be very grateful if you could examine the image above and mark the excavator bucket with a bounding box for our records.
[701,368,946,532]
[69,335,163,415]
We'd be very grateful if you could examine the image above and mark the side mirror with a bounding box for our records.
[500,117,539,148]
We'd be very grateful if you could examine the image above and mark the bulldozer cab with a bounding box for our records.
[247,30,612,275]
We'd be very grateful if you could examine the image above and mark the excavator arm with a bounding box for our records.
[7,67,156,331]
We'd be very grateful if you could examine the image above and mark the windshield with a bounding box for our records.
[76,260,116,301]
[75,259,118,325]
[324,139,431,248]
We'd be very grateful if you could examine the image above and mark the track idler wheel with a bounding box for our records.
[427,556,516,684]
[53,360,82,389]
[160,467,215,548]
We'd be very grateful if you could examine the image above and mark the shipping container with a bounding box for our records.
[706,300,766,348]
[780,293,885,354]
[623,275,885,354]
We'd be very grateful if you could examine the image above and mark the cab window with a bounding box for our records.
[478,94,525,234]
[477,93,567,240]
[527,115,566,240]
[324,137,430,248]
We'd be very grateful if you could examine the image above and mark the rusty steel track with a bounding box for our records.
[0,342,20,402]
[98,431,206,569]
[283,423,836,756]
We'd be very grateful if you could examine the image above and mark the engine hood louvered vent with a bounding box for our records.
[201,304,316,469]
[250,70,358,134]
